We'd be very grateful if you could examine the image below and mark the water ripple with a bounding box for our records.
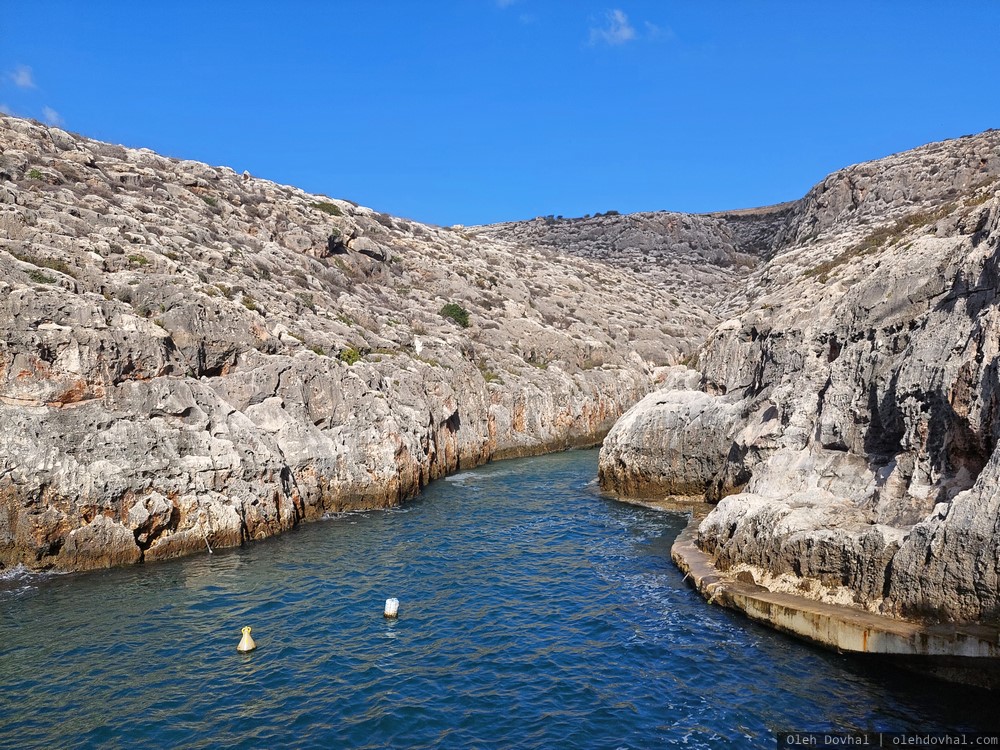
[2,450,998,749]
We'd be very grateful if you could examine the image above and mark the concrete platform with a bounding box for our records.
[671,520,1000,688]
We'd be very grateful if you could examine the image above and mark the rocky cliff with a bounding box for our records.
[474,203,789,348]
[600,130,1000,624]
[0,114,708,572]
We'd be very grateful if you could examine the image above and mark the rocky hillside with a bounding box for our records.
[0,114,712,572]
[600,129,1000,624]
[474,203,791,345]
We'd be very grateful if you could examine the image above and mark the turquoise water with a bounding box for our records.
[1,449,997,749]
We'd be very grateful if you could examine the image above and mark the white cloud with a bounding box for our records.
[10,65,35,89]
[644,21,674,41]
[589,9,636,46]
[42,106,63,126]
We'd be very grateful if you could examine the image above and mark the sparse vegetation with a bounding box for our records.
[478,359,501,383]
[804,203,956,283]
[27,168,43,180]
[296,292,316,312]
[11,250,77,278]
[311,201,343,216]
[680,352,700,368]
[338,347,362,365]
[966,191,994,208]
[27,269,55,284]
[128,254,150,266]
[440,302,470,328]
[414,354,444,368]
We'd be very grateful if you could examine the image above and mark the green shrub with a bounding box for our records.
[128,254,150,266]
[338,347,362,365]
[27,269,55,284]
[440,302,470,328]
[310,344,327,356]
[311,201,343,216]
[27,168,43,180]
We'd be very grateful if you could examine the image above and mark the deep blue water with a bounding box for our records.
[2,449,998,749]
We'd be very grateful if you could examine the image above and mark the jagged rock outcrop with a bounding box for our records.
[600,130,1000,624]
[0,114,702,572]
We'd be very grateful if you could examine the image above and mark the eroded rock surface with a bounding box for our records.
[0,115,704,571]
[600,130,1000,623]
[473,204,789,353]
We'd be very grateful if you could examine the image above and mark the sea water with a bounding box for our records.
[1,450,996,749]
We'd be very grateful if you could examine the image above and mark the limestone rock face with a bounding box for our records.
[599,367,751,499]
[473,204,789,358]
[0,114,692,571]
[600,130,1000,623]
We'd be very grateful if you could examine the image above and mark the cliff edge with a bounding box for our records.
[600,130,1000,625]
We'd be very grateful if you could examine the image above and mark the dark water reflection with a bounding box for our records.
[1,450,996,749]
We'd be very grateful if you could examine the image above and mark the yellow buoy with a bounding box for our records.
[237,626,257,652]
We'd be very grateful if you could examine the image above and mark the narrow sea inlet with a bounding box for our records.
[1,450,995,749]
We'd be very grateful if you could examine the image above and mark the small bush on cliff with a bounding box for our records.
[439,302,470,328]
[27,269,55,284]
[338,347,362,365]
[311,201,343,217]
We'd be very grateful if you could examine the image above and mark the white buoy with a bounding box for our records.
[384,598,400,619]
[237,626,257,652]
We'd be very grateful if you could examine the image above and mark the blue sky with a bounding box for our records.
[3,2,999,226]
